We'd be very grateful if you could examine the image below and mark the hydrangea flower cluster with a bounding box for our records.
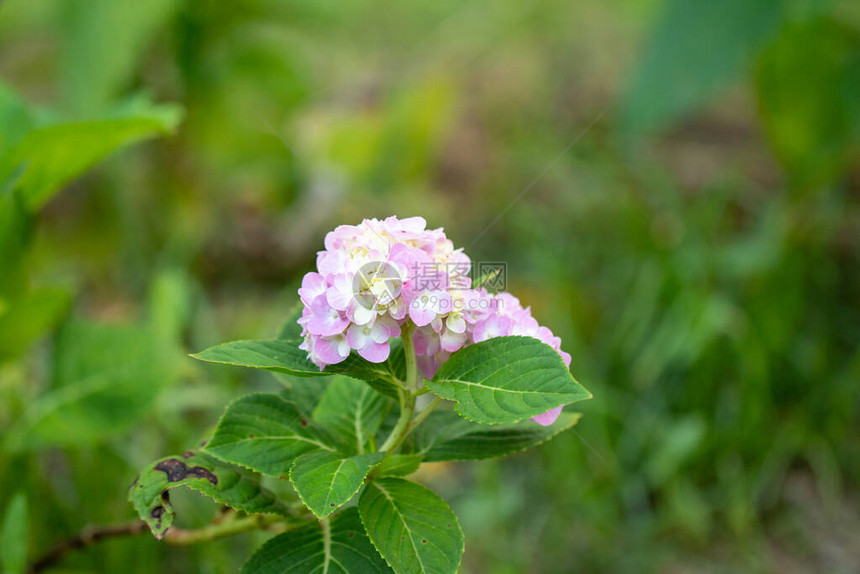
[298,216,572,426]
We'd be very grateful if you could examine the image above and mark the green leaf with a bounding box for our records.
[280,377,332,417]
[373,455,423,478]
[290,451,384,519]
[129,450,292,539]
[205,393,334,476]
[241,507,392,574]
[191,339,323,377]
[312,376,391,454]
[198,305,320,378]
[407,409,582,461]
[426,336,591,425]
[0,493,28,574]
[0,102,182,211]
[756,18,860,189]
[359,478,463,574]
[622,0,782,134]
[197,305,405,400]
[192,338,404,399]
[2,318,179,452]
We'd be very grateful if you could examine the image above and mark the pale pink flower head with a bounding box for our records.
[296,216,574,426]
[298,216,462,370]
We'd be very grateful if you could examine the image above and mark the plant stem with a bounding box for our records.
[27,513,288,573]
[401,322,419,393]
[409,396,443,429]
[28,521,150,573]
[379,389,417,453]
[163,513,284,545]
[378,324,419,453]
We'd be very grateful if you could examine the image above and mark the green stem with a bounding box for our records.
[378,324,419,454]
[380,396,443,457]
[401,323,419,393]
[409,396,443,429]
[164,513,284,545]
[379,389,416,453]
[373,326,446,475]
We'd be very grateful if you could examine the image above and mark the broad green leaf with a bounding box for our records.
[313,376,391,454]
[622,0,782,134]
[756,18,860,189]
[406,409,582,462]
[359,478,463,574]
[281,377,333,418]
[2,318,179,452]
[193,307,405,400]
[0,102,182,211]
[373,455,423,478]
[210,305,321,379]
[241,507,392,574]
[191,339,322,377]
[192,339,404,399]
[0,492,28,574]
[290,451,384,519]
[129,450,291,539]
[426,336,591,425]
[205,393,334,476]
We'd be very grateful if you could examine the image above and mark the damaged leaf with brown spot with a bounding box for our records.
[128,450,292,539]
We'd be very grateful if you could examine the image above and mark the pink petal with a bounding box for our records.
[358,341,390,363]
[531,406,563,426]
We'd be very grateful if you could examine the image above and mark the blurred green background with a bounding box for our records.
[1,0,859,572]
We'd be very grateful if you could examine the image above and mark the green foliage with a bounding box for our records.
[194,338,406,399]
[205,393,335,476]
[407,409,582,462]
[0,493,28,574]
[129,450,291,539]
[0,174,29,304]
[1,1,857,573]
[241,508,392,574]
[372,455,424,478]
[0,84,38,153]
[312,377,391,454]
[290,451,384,519]
[427,336,591,424]
[59,0,177,114]
[0,80,182,367]
[3,316,181,452]
[134,330,582,572]
[756,18,860,189]
[192,339,324,377]
[623,0,783,134]
[359,478,464,574]
[0,288,71,361]
[0,102,181,211]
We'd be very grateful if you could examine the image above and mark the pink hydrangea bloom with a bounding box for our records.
[297,216,572,426]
